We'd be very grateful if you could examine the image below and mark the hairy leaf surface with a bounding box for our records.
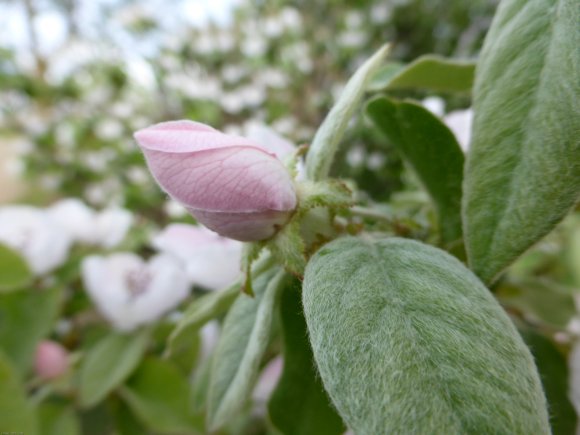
[303,237,550,434]
[463,0,580,283]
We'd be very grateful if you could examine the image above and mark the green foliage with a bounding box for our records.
[38,401,80,435]
[497,279,576,330]
[207,269,285,430]
[0,351,37,435]
[167,283,239,359]
[306,45,391,181]
[521,329,577,435]
[0,243,32,292]
[368,55,475,93]
[303,236,550,434]
[268,280,345,435]
[0,287,62,374]
[463,0,580,283]
[366,96,464,245]
[79,329,150,408]
[120,358,203,434]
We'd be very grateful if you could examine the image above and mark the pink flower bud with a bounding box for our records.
[34,340,69,380]
[134,121,297,241]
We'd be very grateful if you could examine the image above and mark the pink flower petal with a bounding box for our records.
[135,120,298,241]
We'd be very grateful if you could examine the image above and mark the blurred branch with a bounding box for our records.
[22,0,46,79]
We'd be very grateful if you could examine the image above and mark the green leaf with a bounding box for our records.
[306,44,390,181]
[0,243,32,292]
[268,279,345,435]
[120,358,203,434]
[463,0,580,284]
[0,287,62,374]
[368,55,475,93]
[303,237,550,434]
[366,96,464,245]
[521,330,577,435]
[207,269,285,431]
[166,282,239,359]
[38,401,80,435]
[0,351,37,435]
[79,329,150,408]
[496,279,576,329]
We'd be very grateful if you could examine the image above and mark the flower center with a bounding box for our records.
[125,268,151,299]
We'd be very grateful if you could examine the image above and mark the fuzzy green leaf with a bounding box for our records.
[120,358,203,434]
[0,287,62,375]
[368,55,475,93]
[0,243,32,292]
[366,96,464,245]
[0,351,37,435]
[306,44,390,181]
[463,0,580,283]
[79,329,150,408]
[303,236,550,434]
[268,280,345,435]
[207,269,285,431]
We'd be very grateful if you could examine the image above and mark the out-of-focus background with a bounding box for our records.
[0,0,498,211]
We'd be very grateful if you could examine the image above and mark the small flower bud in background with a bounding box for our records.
[81,253,189,331]
[134,121,297,241]
[152,224,242,290]
[34,340,69,380]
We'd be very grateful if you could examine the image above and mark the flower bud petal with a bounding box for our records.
[135,121,297,241]
[34,340,69,380]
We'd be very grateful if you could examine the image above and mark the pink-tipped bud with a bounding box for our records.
[134,121,297,242]
[34,340,69,380]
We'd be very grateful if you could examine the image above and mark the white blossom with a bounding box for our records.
[444,109,473,151]
[48,199,133,248]
[81,253,190,331]
[422,96,446,117]
[0,206,72,275]
[152,224,242,290]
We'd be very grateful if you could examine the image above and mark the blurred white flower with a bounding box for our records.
[48,199,133,248]
[253,356,283,405]
[370,4,391,24]
[0,206,72,275]
[245,121,296,160]
[200,320,221,361]
[82,253,189,331]
[444,109,473,151]
[221,65,247,84]
[346,146,365,167]
[163,199,188,218]
[95,208,133,248]
[263,17,284,38]
[338,30,367,49]
[48,198,95,243]
[367,152,386,170]
[241,37,267,58]
[244,121,304,179]
[152,224,242,290]
[95,118,124,141]
[279,7,301,29]
[257,68,288,89]
[422,96,446,117]
[271,116,297,136]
